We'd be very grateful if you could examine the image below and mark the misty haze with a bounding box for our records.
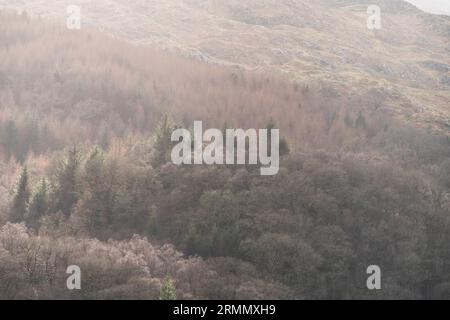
[0,0,449,301]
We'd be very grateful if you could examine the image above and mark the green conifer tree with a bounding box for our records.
[53,146,81,216]
[27,178,48,228]
[159,275,177,300]
[151,114,178,168]
[10,165,31,223]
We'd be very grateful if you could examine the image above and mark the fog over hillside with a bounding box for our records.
[0,0,449,301]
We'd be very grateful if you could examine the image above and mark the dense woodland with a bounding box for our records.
[0,12,450,299]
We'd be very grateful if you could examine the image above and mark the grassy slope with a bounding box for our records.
[0,0,449,133]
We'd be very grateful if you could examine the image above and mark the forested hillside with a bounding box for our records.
[2,0,449,133]
[0,11,449,299]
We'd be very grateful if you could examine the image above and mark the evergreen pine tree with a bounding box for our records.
[53,146,81,216]
[83,147,108,230]
[3,119,19,161]
[10,165,31,223]
[27,178,48,229]
[151,114,178,168]
[266,119,290,156]
[159,275,177,300]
